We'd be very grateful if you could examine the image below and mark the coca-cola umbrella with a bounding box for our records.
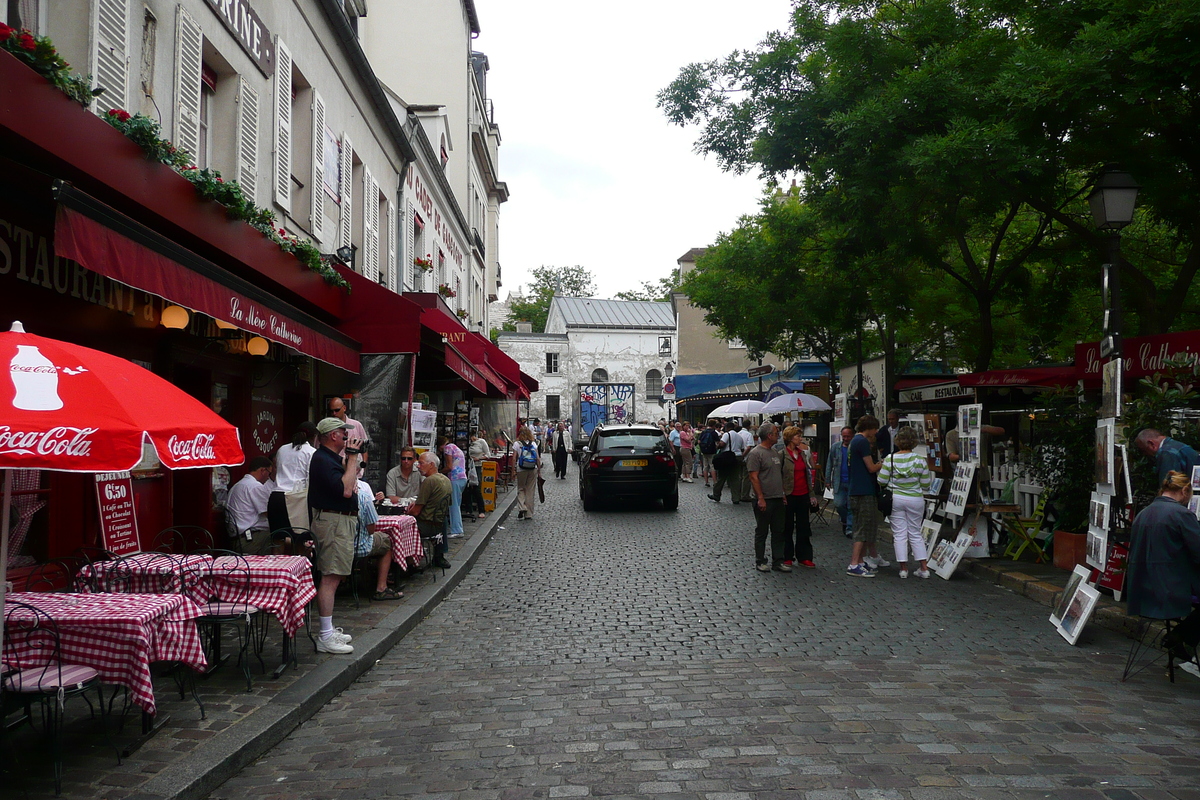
[1,321,244,653]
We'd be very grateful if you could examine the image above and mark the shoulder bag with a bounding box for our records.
[876,453,895,515]
[712,433,737,472]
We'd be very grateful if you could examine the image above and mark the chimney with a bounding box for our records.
[516,321,532,333]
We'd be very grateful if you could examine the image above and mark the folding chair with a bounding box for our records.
[1002,495,1049,562]
[811,497,832,526]
[1122,617,1200,683]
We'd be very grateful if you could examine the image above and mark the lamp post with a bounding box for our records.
[1087,168,1140,361]
[664,361,675,421]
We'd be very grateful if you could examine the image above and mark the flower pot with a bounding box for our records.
[1052,530,1087,571]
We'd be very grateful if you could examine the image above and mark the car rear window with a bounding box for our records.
[596,432,665,450]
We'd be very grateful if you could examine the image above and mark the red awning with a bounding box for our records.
[404,293,490,394]
[332,265,421,354]
[1075,329,1200,385]
[54,204,360,372]
[957,365,1078,388]
[894,376,957,390]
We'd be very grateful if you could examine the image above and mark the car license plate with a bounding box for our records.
[620,459,647,467]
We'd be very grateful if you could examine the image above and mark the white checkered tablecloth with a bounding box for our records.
[375,515,423,570]
[3,592,207,715]
[208,555,316,636]
[79,553,216,600]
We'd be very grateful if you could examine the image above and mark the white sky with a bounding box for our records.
[475,1,796,300]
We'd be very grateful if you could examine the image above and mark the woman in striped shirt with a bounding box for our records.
[878,426,933,578]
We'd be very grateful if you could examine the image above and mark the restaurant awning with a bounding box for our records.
[332,265,421,355]
[404,292,489,394]
[957,365,1077,388]
[53,189,361,373]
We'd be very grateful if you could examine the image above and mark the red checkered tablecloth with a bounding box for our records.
[375,515,423,570]
[79,553,216,600]
[208,555,316,636]
[3,592,207,715]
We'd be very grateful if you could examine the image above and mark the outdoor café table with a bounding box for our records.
[207,555,317,676]
[2,591,207,718]
[78,552,215,598]
[375,515,423,570]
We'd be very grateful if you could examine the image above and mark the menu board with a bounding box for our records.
[94,472,141,555]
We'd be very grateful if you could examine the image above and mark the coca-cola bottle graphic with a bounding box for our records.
[11,344,64,411]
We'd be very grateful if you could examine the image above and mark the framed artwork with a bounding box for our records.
[931,529,973,580]
[1119,444,1134,504]
[1086,527,1109,571]
[834,393,847,422]
[1191,464,1200,493]
[945,462,975,517]
[1053,579,1101,645]
[1088,491,1110,535]
[920,519,941,555]
[1095,419,1115,487]
[1051,565,1093,624]
[1101,360,1122,418]
[958,405,970,436]
[1189,495,1200,520]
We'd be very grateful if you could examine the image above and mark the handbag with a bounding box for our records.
[712,433,737,471]
[876,454,894,515]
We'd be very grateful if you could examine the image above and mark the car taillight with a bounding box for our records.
[653,454,673,464]
[590,455,614,466]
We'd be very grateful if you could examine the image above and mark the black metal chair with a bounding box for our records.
[152,526,214,554]
[192,550,266,692]
[268,526,316,558]
[23,559,78,593]
[2,600,119,795]
[1122,616,1200,683]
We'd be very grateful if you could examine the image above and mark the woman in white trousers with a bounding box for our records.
[878,427,934,578]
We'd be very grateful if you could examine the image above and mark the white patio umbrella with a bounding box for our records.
[706,404,734,418]
[759,392,833,414]
[713,399,765,416]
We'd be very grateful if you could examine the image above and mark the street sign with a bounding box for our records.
[662,382,675,396]
[747,364,774,379]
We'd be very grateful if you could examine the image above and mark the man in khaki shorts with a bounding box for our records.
[308,416,363,653]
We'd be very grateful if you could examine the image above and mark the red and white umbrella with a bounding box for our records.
[1,321,244,651]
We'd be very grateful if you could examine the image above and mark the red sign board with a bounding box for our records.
[1076,329,1200,383]
[1098,541,1128,595]
[94,471,141,555]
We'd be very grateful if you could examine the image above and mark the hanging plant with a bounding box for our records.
[438,284,456,298]
[456,308,469,319]
[413,256,434,272]
[0,24,102,107]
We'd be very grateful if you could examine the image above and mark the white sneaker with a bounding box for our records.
[898,569,909,579]
[331,627,352,643]
[865,555,891,569]
[317,634,354,654]
[916,568,931,579]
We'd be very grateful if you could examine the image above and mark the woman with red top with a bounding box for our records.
[781,425,820,568]
[678,422,696,483]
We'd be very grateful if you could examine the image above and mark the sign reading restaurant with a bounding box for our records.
[204,0,275,77]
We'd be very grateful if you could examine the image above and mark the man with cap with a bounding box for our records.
[307,416,364,654]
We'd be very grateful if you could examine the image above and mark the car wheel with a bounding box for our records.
[662,490,679,511]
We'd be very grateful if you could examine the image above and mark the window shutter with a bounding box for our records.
[363,170,380,278]
[92,0,129,114]
[405,204,415,290]
[236,78,259,201]
[386,201,397,291]
[310,90,325,239]
[272,38,293,213]
[339,134,354,249]
[173,6,203,162]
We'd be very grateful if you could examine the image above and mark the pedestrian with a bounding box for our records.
[739,419,756,501]
[876,408,903,458]
[550,420,573,478]
[781,426,819,569]
[747,422,788,572]
[878,426,933,579]
[697,419,721,487]
[353,459,401,600]
[514,426,541,520]
[307,416,363,653]
[327,396,369,454]
[465,432,491,519]
[825,425,855,538]
[1126,470,1200,662]
[709,420,745,503]
[1134,428,1200,487]
[679,421,695,483]
[669,422,683,480]
[269,421,317,534]
[407,452,452,569]
[846,414,889,578]
[438,436,468,538]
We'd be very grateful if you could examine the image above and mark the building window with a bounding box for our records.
[728,338,746,350]
[658,336,672,357]
[546,395,560,420]
[591,368,608,383]
[198,65,217,168]
[645,369,662,400]
[546,353,559,374]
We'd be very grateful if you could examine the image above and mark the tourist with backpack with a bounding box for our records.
[514,426,542,521]
[697,419,721,487]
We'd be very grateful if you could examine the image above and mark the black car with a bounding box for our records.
[578,423,678,511]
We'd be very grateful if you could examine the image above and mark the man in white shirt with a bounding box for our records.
[226,456,274,552]
[709,422,746,504]
[739,419,757,502]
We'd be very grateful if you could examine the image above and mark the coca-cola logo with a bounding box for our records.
[0,426,98,457]
[10,365,58,374]
[167,433,217,462]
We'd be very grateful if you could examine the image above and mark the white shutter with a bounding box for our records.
[363,170,380,278]
[405,204,415,291]
[92,0,129,114]
[386,201,397,291]
[273,38,293,213]
[173,6,203,162]
[339,134,354,249]
[310,91,326,239]
[236,78,259,201]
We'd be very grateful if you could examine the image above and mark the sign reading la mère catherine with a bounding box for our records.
[95,472,141,555]
[204,0,274,77]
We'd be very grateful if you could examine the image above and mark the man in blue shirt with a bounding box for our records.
[1134,428,1200,486]
[825,426,855,538]
[846,415,889,577]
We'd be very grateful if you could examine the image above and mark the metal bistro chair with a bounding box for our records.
[1122,616,1200,684]
[152,526,214,554]
[2,600,119,795]
[193,550,267,692]
[139,552,209,720]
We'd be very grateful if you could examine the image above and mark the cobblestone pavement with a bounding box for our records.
[211,474,1200,800]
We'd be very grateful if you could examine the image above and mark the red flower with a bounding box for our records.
[106,108,131,122]
[18,32,36,51]
[0,23,14,39]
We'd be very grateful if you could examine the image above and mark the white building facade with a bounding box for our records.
[497,297,678,428]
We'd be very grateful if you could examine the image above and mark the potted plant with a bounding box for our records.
[455,308,469,320]
[413,255,434,273]
[437,283,456,298]
[1025,388,1096,569]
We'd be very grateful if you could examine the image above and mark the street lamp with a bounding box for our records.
[1087,168,1140,359]
[664,361,675,421]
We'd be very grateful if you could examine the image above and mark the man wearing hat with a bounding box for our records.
[307,416,364,654]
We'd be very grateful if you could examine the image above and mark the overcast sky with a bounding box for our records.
[475,1,795,300]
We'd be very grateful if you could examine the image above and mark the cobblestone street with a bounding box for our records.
[211,474,1200,800]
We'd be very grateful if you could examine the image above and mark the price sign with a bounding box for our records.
[94,472,141,555]
[481,460,497,512]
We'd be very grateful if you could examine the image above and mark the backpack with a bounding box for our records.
[517,442,538,469]
[698,428,719,455]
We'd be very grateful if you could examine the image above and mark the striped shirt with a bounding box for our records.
[878,451,932,498]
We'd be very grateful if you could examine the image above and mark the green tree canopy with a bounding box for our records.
[614,273,681,303]
[503,265,597,333]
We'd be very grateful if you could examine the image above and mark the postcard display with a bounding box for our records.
[1050,565,1102,645]
[919,408,980,578]
[438,400,473,451]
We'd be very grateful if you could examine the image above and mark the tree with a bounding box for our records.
[503,265,597,333]
[614,273,681,303]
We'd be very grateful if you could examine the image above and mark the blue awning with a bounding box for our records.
[675,363,830,402]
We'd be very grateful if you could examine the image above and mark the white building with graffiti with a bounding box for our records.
[496,296,677,434]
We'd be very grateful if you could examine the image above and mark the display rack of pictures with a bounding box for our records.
[1189,466,1200,519]
[1088,417,1118,570]
[826,399,847,502]
[907,413,944,475]
[958,403,983,465]
[928,529,973,580]
[454,400,471,449]
[1101,359,1122,419]
[1087,490,1111,569]
[1050,565,1101,645]
[945,461,976,517]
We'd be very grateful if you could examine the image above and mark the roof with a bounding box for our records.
[553,297,675,330]
[677,248,707,262]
